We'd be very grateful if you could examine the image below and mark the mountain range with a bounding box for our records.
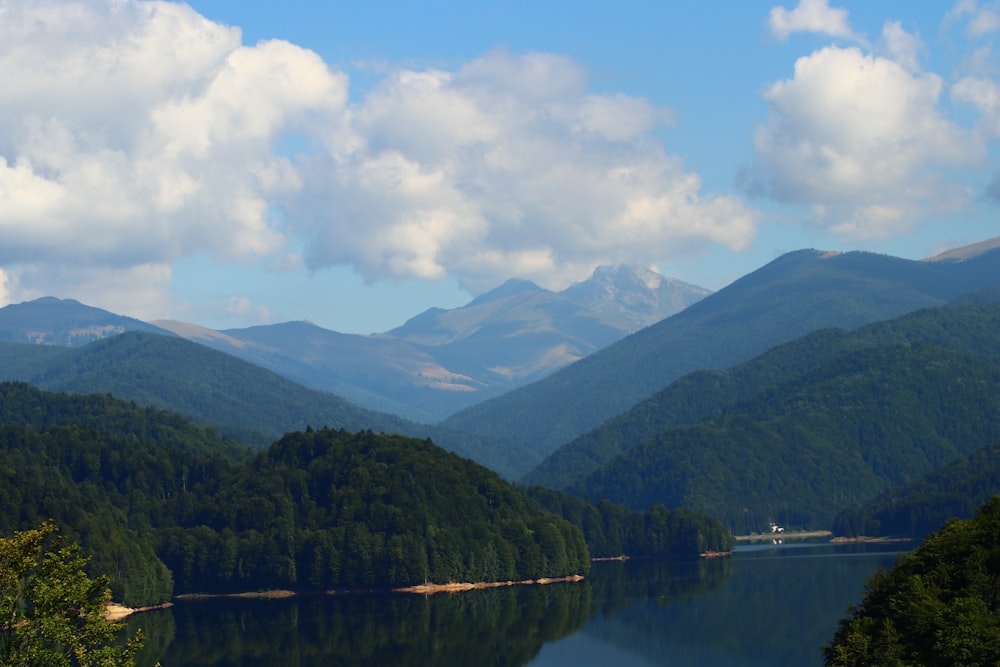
[0,264,710,424]
[441,242,1000,476]
[1,237,999,502]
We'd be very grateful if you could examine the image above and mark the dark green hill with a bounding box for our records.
[0,381,248,461]
[0,332,531,476]
[0,384,593,604]
[441,247,1000,478]
[832,440,1000,539]
[824,497,1000,666]
[0,332,413,444]
[572,344,1000,533]
[157,428,590,594]
[524,302,1000,489]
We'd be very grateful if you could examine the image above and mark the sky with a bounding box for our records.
[1,0,999,334]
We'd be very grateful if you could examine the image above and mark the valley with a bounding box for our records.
[2,238,1000,665]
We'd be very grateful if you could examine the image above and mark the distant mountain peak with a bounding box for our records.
[559,264,711,330]
[0,297,172,347]
[923,236,1000,262]
[467,278,544,307]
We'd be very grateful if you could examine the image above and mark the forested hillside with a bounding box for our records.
[0,384,736,608]
[833,440,1000,539]
[521,486,733,558]
[0,333,533,478]
[442,248,1000,478]
[572,344,1000,533]
[525,301,1000,489]
[824,497,1000,666]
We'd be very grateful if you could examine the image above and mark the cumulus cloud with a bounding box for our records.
[753,45,976,240]
[5,263,179,320]
[947,0,1000,37]
[0,0,346,309]
[881,21,924,73]
[767,0,858,41]
[291,50,757,292]
[1,0,758,310]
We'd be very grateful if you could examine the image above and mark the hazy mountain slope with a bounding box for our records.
[441,246,1000,478]
[0,332,536,478]
[832,440,1000,540]
[522,301,1000,489]
[0,296,174,345]
[572,344,1000,533]
[157,266,709,422]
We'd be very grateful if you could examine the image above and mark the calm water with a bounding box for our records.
[127,542,906,667]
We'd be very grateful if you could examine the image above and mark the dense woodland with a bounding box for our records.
[0,383,733,608]
[0,333,535,478]
[824,496,1000,665]
[574,343,1000,533]
[524,301,1000,490]
[521,486,733,558]
[833,440,1000,539]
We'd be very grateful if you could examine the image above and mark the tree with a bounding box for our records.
[0,521,146,667]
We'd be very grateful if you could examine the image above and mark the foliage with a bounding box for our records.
[520,485,734,558]
[0,335,537,478]
[524,301,1000,490]
[156,428,591,592]
[824,496,1000,666]
[0,384,598,601]
[0,521,146,667]
[833,439,1000,539]
[572,343,1000,533]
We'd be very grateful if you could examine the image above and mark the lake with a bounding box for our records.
[127,541,906,667]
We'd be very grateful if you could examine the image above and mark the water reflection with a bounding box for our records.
[532,543,904,667]
[130,582,593,667]
[125,544,900,667]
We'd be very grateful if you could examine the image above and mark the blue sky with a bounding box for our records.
[1,0,998,332]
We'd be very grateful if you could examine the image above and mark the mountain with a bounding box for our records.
[0,331,540,477]
[155,264,708,422]
[832,439,1000,539]
[559,264,711,332]
[440,243,1000,478]
[0,296,174,346]
[522,300,1000,489]
[572,343,1000,533]
[0,386,591,604]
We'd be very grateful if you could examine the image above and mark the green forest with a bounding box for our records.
[572,340,1000,533]
[833,439,1000,539]
[525,301,1000,492]
[824,496,1000,665]
[0,383,731,607]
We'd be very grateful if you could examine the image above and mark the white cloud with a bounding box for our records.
[0,1,759,310]
[224,295,275,323]
[0,0,347,307]
[292,50,757,292]
[947,0,1000,37]
[768,0,858,41]
[881,21,924,73]
[753,46,976,240]
[3,263,179,320]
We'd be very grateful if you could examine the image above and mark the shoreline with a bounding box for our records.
[393,574,585,595]
[173,590,297,600]
[829,535,912,544]
[104,602,173,622]
[734,530,832,542]
[156,575,588,605]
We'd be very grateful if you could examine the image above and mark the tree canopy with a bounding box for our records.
[824,496,1000,666]
[0,521,145,667]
